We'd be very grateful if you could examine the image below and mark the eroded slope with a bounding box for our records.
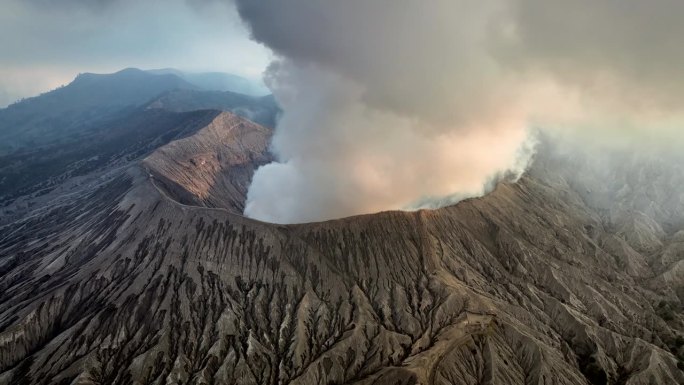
[143,112,272,214]
[0,126,682,385]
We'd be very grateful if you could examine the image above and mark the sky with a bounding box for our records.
[0,0,272,107]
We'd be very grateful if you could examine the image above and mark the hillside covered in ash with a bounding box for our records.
[0,74,683,385]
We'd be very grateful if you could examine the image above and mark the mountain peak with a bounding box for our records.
[143,111,273,213]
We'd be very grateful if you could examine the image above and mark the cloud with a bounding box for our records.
[20,0,118,9]
[501,0,684,113]
[237,0,684,223]
[0,0,271,106]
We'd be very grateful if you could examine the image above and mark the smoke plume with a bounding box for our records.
[237,0,684,224]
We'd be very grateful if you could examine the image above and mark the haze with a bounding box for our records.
[0,0,271,107]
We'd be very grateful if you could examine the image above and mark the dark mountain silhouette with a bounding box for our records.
[0,68,198,154]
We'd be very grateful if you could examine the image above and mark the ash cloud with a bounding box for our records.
[236,0,684,223]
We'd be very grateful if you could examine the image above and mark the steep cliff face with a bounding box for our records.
[143,112,273,214]
[0,119,682,384]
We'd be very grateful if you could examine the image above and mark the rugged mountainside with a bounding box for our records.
[0,105,683,383]
[0,71,279,210]
[0,68,275,156]
[144,112,272,213]
[0,108,221,210]
[0,69,197,154]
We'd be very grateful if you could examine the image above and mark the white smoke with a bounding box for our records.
[237,0,684,223]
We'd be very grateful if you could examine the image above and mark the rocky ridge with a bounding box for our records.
[143,112,272,214]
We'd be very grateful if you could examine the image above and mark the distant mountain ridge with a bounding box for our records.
[0,68,273,153]
[148,68,270,96]
[0,68,197,154]
[0,68,279,207]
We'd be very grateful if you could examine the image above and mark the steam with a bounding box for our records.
[238,0,684,224]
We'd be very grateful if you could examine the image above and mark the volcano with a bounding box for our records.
[0,72,682,385]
